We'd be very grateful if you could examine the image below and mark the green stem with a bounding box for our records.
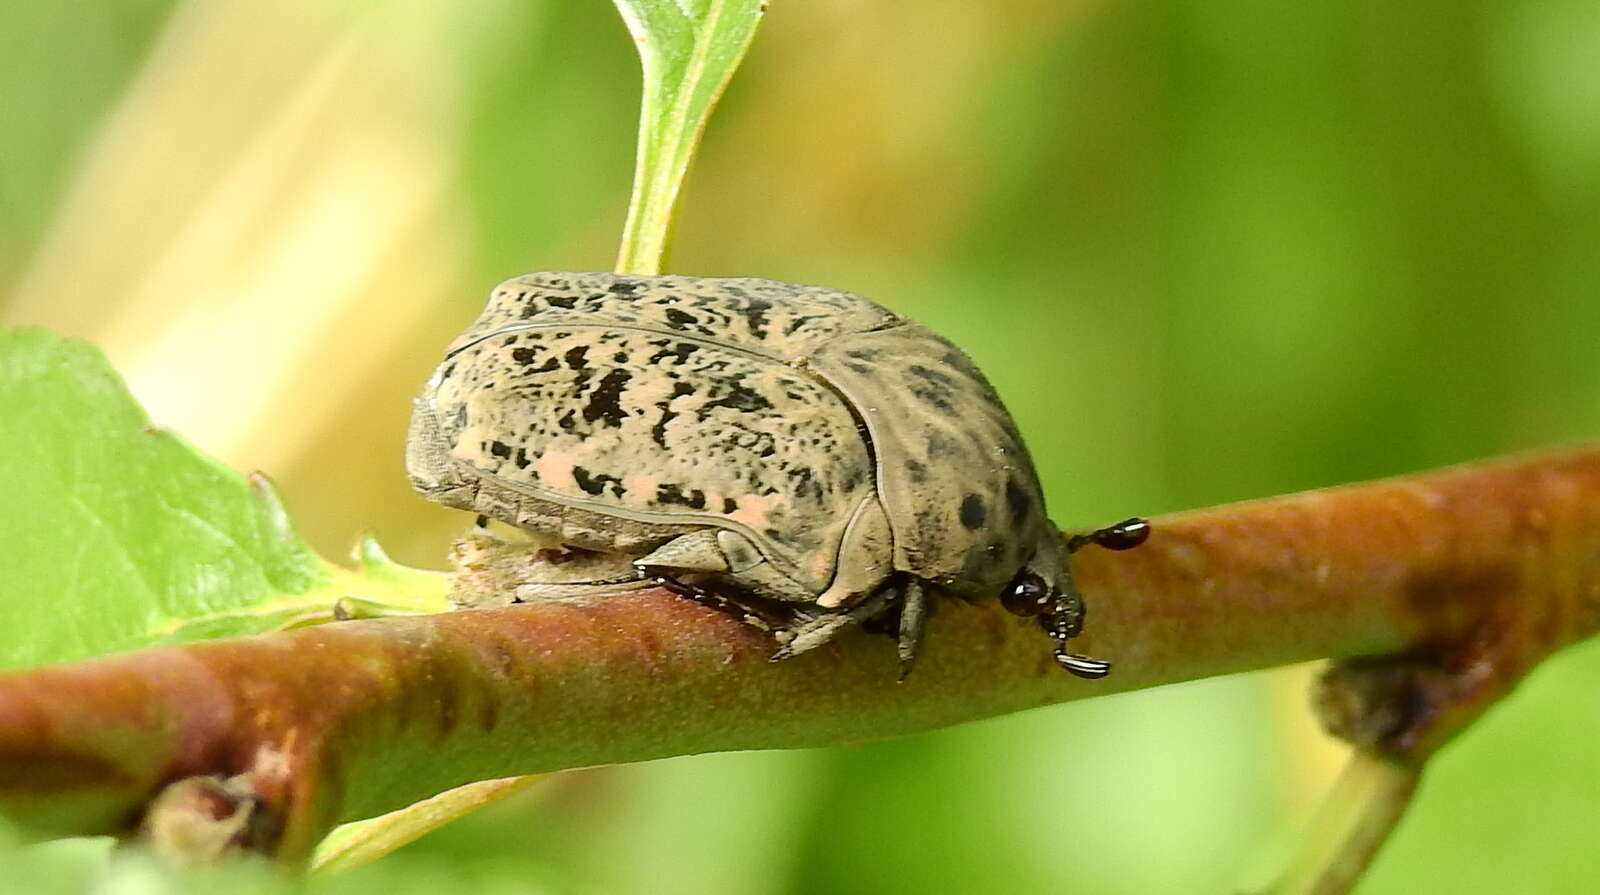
[1265,753,1419,895]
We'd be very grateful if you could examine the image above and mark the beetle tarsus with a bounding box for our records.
[1040,588,1110,679]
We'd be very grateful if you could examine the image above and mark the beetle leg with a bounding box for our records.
[655,575,778,633]
[895,579,928,681]
[710,530,822,603]
[770,588,895,662]
[1041,588,1111,679]
[633,530,730,573]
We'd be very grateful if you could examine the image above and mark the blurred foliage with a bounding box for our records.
[1,0,1597,892]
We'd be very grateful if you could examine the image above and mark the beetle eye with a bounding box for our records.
[1000,571,1052,617]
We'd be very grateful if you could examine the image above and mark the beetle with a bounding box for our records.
[407,272,1140,678]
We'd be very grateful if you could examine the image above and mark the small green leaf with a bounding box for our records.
[312,776,544,874]
[0,329,448,671]
[613,0,768,274]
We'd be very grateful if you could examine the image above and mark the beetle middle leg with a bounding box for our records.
[652,573,780,634]
[1010,517,1150,679]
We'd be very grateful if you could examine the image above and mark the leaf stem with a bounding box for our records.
[612,0,767,275]
[1265,752,1419,895]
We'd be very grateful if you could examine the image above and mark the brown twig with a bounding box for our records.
[3,446,1598,866]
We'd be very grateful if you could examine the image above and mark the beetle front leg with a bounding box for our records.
[1002,568,1112,679]
[896,579,928,681]
[1041,592,1111,679]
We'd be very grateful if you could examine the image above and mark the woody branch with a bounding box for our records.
[1,446,1597,865]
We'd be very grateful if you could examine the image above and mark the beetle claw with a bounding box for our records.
[1055,652,1112,679]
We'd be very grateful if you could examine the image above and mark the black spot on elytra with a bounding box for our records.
[573,466,624,498]
[905,458,929,483]
[545,294,578,309]
[557,409,577,432]
[908,383,955,414]
[786,466,823,501]
[664,308,696,329]
[563,346,589,369]
[649,340,699,365]
[908,364,955,387]
[959,494,987,530]
[785,314,819,336]
[839,464,866,492]
[738,297,773,338]
[1005,479,1031,523]
[699,381,773,416]
[656,483,707,510]
[489,441,511,460]
[514,447,531,469]
[515,342,560,371]
[941,350,982,378]
[613,351,629,363]
[582,369,631,427]
[651,381,695,447]
[609,279,642,295]
[722,497,738,514]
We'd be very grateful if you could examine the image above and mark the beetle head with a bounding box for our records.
[999,536,1111,679]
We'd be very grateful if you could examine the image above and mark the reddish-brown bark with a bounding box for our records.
[3,446,1598,864]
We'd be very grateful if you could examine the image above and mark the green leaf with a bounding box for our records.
[0,328,448,671]
[312,776,544,874]
[613,0,768,274]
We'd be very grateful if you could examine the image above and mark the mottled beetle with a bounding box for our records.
[408,272,1145,678]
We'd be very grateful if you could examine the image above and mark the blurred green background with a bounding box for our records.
[3,0,1598,892]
